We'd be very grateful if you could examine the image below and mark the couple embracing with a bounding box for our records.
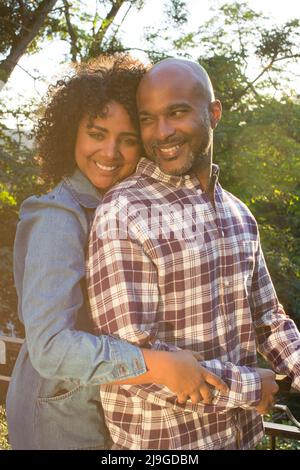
[7,54,300,450]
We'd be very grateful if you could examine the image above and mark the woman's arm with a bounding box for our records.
[16,195,226,403]
[15,196,146,385]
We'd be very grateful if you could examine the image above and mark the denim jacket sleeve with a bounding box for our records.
[14,190,146,385]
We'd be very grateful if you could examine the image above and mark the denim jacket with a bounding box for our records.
[6,168,146,450]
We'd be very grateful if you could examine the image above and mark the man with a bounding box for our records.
[87,59,300,449]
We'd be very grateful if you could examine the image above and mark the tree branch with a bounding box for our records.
[0,0,58,86]
[118,46,167,58]
[112,3,133,39]
[16,0,26,23]
[15,62,42,82]
[88,0,125,57]
[236,53,300,102]
[63,0,80,62]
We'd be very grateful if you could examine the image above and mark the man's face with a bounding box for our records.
[137,67,214,176]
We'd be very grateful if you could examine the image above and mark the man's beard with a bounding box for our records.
[159,130,212,177]
[164,147,210,177]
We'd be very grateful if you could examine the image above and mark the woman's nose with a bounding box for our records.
[101,139,118,159]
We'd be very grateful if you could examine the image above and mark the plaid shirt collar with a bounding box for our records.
[135,156,220,192]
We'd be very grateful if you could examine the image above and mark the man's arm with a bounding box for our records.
[250,236,300,391]
[16,197,147,385]
[197,360,278,413]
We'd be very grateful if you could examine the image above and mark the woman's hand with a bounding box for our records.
[160,350,228,405]
[110,348,228,405]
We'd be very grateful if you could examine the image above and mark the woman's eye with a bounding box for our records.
[88,133,104,140]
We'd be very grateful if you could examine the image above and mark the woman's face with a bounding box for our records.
[75,101,140,191]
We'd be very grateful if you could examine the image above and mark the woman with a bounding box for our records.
[6,55,226,450]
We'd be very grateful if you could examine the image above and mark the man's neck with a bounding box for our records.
[195,164,212,193]
[191,145,213,191]
[193,151,216,209]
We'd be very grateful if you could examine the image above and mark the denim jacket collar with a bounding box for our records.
[63,169,102,209]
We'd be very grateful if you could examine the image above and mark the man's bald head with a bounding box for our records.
[138,58,215,103]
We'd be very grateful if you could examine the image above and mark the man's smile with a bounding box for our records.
[154,141,186,160]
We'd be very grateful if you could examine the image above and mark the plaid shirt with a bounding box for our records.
[87,157,300,450]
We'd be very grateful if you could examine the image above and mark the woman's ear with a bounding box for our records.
[209,100,222,129]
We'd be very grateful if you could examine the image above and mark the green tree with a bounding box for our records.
[0,133,39,335]
[189,3,300,325]
[0,0,58,86]
[0,0,147,86]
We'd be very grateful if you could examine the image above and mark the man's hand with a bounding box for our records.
[255,368,279,415]
[156,350,228,405]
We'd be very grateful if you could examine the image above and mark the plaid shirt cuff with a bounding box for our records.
[202,360,261,408]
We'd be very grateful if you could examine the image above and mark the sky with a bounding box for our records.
[2,0,300,129]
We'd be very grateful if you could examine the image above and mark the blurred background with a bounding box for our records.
[0,0,300,337]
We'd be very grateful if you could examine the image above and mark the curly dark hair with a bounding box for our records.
[35,54,147,183]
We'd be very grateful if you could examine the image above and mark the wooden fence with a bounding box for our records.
[0,335,23,404]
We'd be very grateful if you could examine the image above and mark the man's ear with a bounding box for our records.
[209,100,222,129]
